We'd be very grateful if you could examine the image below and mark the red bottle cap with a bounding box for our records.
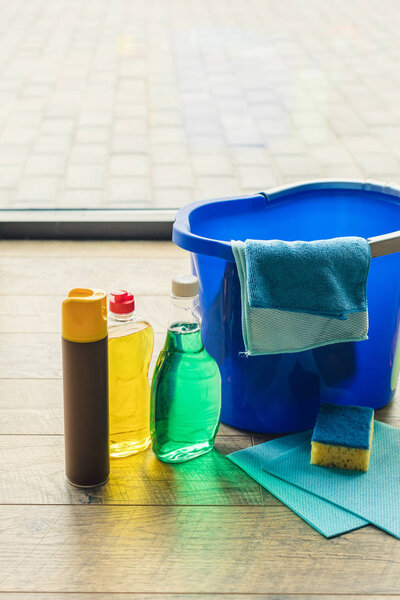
[109,290,135,314]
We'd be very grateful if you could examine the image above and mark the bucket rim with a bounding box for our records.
[173,179,400,262]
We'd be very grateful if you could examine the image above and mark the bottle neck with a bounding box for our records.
[108,310,135,324]
[168,295,201,332]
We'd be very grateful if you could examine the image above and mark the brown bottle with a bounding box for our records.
[62,288,110,487]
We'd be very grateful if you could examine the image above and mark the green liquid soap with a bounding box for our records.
[151,322,221,463]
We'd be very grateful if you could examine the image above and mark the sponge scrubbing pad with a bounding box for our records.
[311,403,374,472]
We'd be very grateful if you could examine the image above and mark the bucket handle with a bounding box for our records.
[368,230,400,258]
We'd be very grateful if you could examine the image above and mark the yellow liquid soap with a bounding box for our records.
[108,319,154,457]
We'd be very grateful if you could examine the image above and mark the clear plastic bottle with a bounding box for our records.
[150,274,221,463]
[108,290,154,458]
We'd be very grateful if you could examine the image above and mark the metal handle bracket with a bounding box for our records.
[368,230,400,258]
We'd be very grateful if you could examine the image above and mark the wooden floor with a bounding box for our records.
[1,240,400,600]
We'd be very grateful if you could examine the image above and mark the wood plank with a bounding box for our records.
[0,240,186,258]
[0,434,262,506]
[0,330,398,438]
[374,393,400,426]
[0,379,246,437]
[0,333,62,378]
[0,505,399,594]
[0,332,165,378]
[0,380,63,434]
[0,596,398,600]
[0,256,189,295]
[0,295,170,333]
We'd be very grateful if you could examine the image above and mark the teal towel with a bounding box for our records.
[228,431,368,538]
[263,421,400,538]
[232,240,369,355]
[246,237,370,319]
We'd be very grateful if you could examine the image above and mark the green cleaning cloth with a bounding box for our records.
[263,421,400,538]
[228,431,368,538]
[231,240,369,355]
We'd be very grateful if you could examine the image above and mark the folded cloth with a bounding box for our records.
[263,421,400,538]
[232,239,370,355]
[228,431,368,538]
[246,237,371,319]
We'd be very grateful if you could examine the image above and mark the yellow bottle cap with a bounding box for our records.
[62,288,108,343]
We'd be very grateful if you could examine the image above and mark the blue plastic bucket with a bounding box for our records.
[173,181,400,433]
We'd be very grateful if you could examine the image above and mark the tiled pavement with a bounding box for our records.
[0,0,400,209]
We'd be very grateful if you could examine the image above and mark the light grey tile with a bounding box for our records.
[60,190,106,208]
[40,118,75,135]
[112,134,147,154]
[151,144,188,165]
[150,127,187,145]
[152,164,193,188]
[110,154,149,176]
[25,155,65,176]
[0,127,36,144]
[231,147,270,166]
[79,111,113,126]
[113,119,147,135]
[275,155,322,178]
[75,127,110,144]
[237,166,278,190]
[0,188,15,208]
[34,135,71,154]
[69,145,108,165]
[192,154,234,176]
[0,145,29,166]
[0,166,21,188]
[109,177,150,203]
[194,176,242,199]
[66,165,105,190]
[152,188,194,208]
[17,176,59,202]
[1,0,400,214]
[320,164,364,179]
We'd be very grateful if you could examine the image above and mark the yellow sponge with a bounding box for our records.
[311,403,374,472]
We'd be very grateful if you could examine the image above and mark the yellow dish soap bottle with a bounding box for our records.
[108,290,154,457]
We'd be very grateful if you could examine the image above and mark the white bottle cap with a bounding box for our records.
[172,274,199,297]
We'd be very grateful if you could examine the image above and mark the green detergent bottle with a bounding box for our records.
[150,274,221,463]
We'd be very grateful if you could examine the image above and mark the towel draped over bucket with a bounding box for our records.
[232,237,371,355]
